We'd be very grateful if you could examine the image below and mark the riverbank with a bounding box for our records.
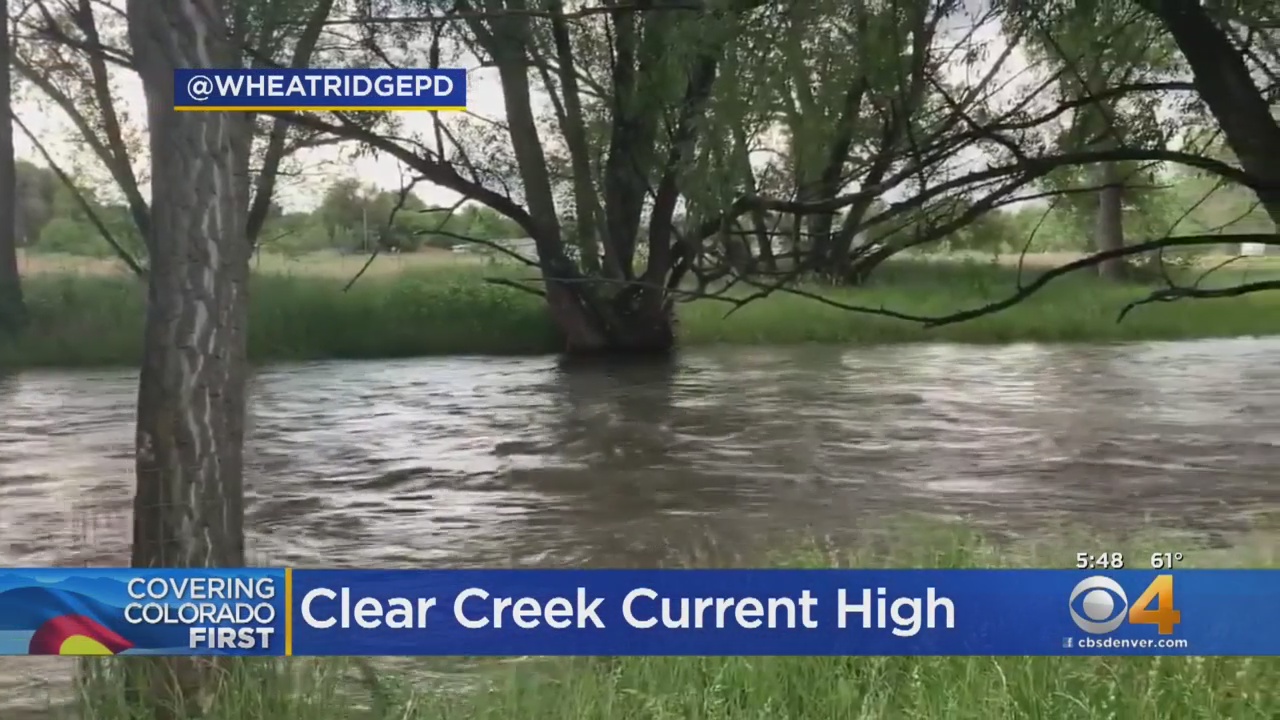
[7,253,1280,368]
[65,526,1278,719]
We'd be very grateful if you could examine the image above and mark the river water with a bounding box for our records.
[1,338,1278,712]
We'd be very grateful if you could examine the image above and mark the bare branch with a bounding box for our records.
[13,113,145,277]
[11,55,151,236]
[248,0,338,246]
[342,171,427,292]
[792,234,1280,329]
[1118,278,1280,320]
[484,277,546,297]
[271,109,544,243]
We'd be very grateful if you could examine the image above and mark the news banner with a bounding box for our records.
[0,560,1276,657]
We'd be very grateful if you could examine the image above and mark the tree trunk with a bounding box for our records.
[843,242,897,285]
[544,279,676,357]
[1138,0,1280,224]
[0,4,25,334]
[127,0,250,713]
[752,216,776,273]
[731,128,775,274]
[1094,161,1127,281]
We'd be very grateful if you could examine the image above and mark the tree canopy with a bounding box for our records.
[9,0,1280,344]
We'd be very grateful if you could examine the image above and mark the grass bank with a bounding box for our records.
[68,525,1278,719]
[8,253,1280,368]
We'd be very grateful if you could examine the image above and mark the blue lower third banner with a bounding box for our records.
[0,569,1274,656]
[173,69,467,111]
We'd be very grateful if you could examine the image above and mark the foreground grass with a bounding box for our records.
[8,253,1280,368]
[69,525,1278,720]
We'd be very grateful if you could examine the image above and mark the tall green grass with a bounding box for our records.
[67,525,1278,719]
[7,259,1280,368]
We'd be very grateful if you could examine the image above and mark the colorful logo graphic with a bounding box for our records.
[0,573,189,656]
[29,614,132,655]
[1068,574,1182,636]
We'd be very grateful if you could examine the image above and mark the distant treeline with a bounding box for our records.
[13,165,526,259]
[13,161,1273,261]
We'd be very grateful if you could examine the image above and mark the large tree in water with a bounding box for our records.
[126,0,250,574]
[283,1,774,357]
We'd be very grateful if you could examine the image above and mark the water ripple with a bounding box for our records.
[1,338,1277,578]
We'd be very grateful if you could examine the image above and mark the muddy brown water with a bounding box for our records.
[2,339,1278,713]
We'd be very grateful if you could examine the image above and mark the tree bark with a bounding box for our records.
[128,0,249,567]
[127,0,251,710]
[0,3,25,333]
[543,277,677,357]
[1094,161,1127,281]
[546,0,602,273]
[730,128,775,272]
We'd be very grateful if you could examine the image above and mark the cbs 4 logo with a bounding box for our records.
[1069,574,1182,635]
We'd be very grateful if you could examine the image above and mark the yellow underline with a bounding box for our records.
[284,568,293,657]
[173,106,466,112]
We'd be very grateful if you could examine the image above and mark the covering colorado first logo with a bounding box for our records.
[0,570,280,656]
